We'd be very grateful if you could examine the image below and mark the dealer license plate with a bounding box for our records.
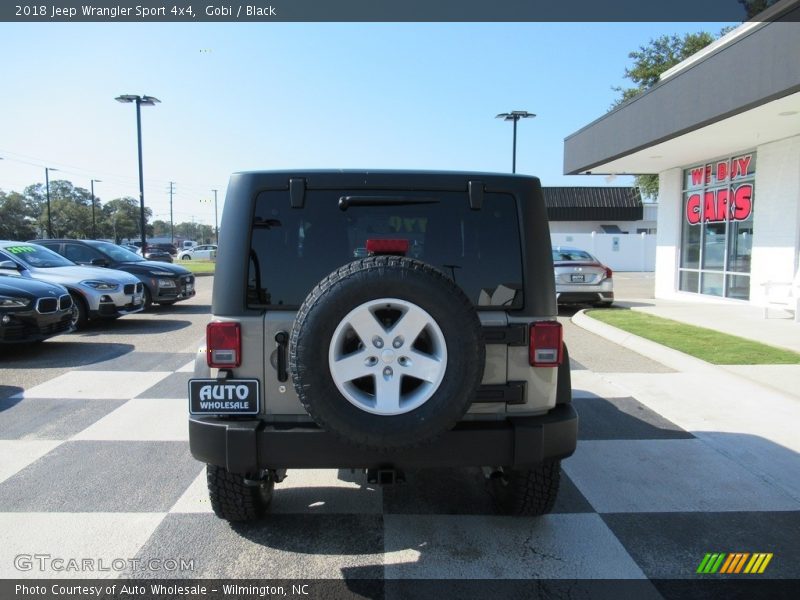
[570,274,586,283]
[189,379,260,415]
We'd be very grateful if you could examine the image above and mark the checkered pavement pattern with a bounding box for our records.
[1,351,799,582]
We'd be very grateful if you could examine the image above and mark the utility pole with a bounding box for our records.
[90,179,102,239]
[169,182,175,244]
[212,189,219,244]
[44,167,58,238]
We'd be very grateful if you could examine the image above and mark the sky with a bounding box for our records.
[0,21,734,227]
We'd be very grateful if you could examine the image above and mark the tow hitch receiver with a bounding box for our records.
[367,467,405,485]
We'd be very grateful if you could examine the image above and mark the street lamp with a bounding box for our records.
[496,110,536,174]
[115,94,160,253]
[90,179,102,239]
[45,167,59,238]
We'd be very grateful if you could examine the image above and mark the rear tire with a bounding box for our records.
[206,465,273,522]
[488,461,561,516]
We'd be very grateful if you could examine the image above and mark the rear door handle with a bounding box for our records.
[275,331,289,382]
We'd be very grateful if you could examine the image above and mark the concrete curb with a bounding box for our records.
[572,308,800,401]
[572,309,717,374]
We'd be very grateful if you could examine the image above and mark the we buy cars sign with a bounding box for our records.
[685,154,754,225]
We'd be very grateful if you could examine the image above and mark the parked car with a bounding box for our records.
[150,242,178,257]
[552,246,614,306]
[178,244,217,260]
[0,274,74,344]
[139,246,173,263]
[0,241,144,329]
[33,240,195,309]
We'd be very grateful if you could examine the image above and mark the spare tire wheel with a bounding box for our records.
[289,255,485,451]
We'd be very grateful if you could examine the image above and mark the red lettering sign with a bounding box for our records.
[686,194,701,224]
[716,161,728,181]
[703,191,716,222]
[685,185,752,224]
[732,155,752,179]
[691,167,705,186]
[733,183,753,220]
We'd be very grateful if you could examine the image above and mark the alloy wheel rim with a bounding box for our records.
[327,298,448,416]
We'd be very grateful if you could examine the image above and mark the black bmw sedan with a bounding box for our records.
[0,273,74,344]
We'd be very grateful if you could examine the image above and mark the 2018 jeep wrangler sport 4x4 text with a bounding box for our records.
[188,170,578,522]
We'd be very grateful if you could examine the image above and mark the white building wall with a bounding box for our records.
[550,232,656,271]
[654,169,682,298]
[749,135,800,303]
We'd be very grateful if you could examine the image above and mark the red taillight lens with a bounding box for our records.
[529,321,563,367]
[366,238,409,256]
[207,322,241,368]
[604,266,613,279]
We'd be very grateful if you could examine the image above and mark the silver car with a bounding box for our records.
[552,246,614,306]
[0,241,144,329]
[178,244,217,260]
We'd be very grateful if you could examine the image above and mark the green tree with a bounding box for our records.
[740,0,779,18]
[613,32,720,199]
[102,197,152,243]
[152,220,172,238]
[25,180,95,238]
[174,221,214,243]
[0,190,39,240]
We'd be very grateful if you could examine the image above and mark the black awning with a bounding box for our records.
[543,187,643,221]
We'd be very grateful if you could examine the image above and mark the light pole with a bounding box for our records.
[212,189,219,243]
[45,167,59,238]
[496,110,536,174]
[90,179,101,239]
[115,94,160,254]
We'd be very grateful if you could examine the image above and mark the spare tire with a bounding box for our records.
[289,255,485,451]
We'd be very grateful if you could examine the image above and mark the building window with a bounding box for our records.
[679,153,755,299]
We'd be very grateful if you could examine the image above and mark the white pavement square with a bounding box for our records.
[14,371,172,400]
[71,399,189,441]
[0,440,62,484]
[383,513,647,579]
[176,360,196,373]
[0,512,167,578]
[564,439,800,513]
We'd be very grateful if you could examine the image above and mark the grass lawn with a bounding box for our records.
[586,308,800,365]
[177,259,215,274]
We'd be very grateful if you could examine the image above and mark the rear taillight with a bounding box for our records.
[366,238,409,256]
[207,322,241,368]
[529,321,563,367]
[604,266,613,279]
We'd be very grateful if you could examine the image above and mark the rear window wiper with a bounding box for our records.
[338,196,440,211]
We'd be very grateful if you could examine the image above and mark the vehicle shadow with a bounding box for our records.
[78,318,192,335]
[0,388,24,402]
[150,304,211,315]
[0,341,134,368]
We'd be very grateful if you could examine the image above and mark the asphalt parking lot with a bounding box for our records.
[1,271,798,592]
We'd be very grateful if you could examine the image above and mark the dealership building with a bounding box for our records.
[564,0,800,305]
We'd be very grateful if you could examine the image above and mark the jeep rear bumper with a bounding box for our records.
[189,404,578,474]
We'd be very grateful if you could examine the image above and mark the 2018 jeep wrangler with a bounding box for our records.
[189,170,577,522]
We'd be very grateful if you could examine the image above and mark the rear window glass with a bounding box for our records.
[248,189,523,309]
[552,249,594,262]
